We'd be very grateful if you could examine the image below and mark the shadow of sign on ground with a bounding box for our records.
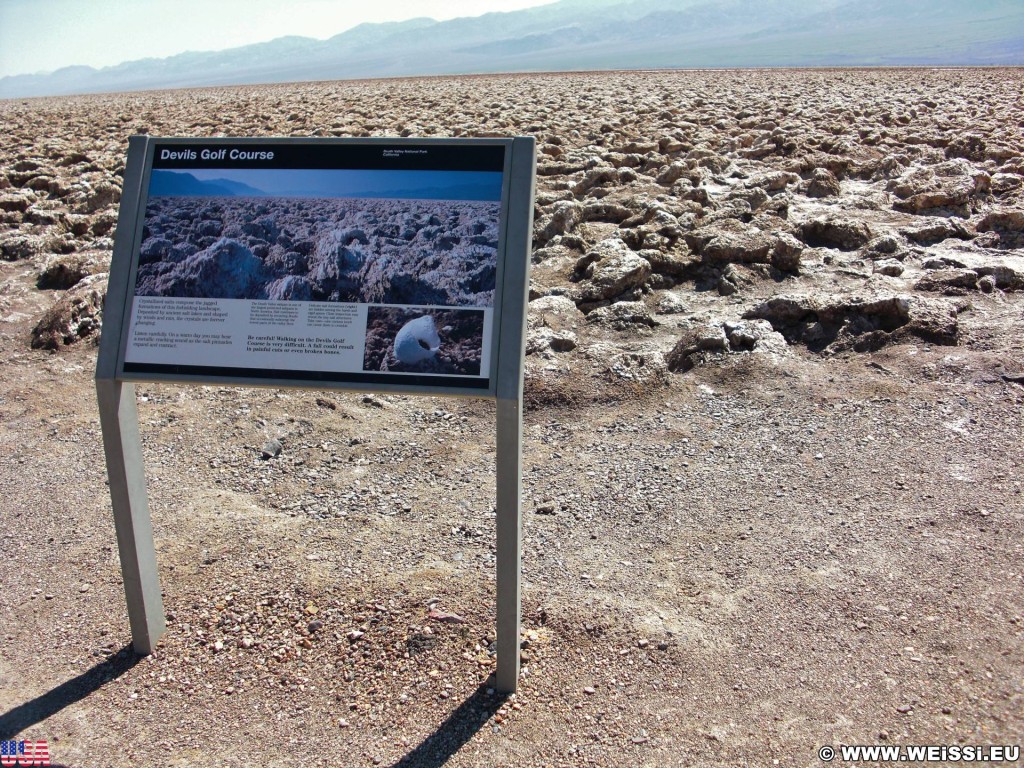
[0,643,141,760]
[388,684,510,768]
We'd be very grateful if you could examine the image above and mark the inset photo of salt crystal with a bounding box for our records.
[363,306,484,376]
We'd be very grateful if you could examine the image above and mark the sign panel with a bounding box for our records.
[111,137,529,396]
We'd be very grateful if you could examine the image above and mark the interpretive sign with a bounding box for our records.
[96,135,535,693]
[107,137,531,397]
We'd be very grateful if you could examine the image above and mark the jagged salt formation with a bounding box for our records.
[393,315,441,364]
[134,196,500,307]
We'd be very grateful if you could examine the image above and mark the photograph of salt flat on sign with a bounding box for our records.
[134,167,503,307]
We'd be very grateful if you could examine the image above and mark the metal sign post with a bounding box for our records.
[493,141,533,691]
[96,135,166,653]
[95,379,165,653]
[96,135,535,693]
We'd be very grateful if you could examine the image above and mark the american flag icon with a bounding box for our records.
[0,740,50,767]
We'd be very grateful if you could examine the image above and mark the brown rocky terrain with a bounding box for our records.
[0,69,1022,767]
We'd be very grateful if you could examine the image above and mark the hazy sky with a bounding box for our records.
[0,0,555,79]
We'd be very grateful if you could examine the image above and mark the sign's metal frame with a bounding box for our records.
[96,134,535,693]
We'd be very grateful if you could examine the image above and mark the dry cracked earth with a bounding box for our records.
[0,69,1022,768]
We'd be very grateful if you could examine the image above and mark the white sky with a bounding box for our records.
[0,0,557,79]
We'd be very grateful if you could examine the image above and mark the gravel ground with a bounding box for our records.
[1,68,1022,767]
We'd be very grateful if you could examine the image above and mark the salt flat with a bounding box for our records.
[0,68,1021,767]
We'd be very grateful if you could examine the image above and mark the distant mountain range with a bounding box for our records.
[149,170,501,202]
[3,0,1022,98]
[149,171,267,197]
